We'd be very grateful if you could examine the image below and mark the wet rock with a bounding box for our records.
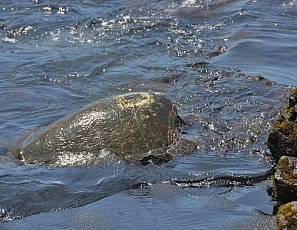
[273,156,297,204]
[268,88,297,162]
[9,92,182,166]
[277,201,297,230]
[267,87,297,227]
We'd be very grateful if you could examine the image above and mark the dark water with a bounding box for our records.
[0,0,296,229]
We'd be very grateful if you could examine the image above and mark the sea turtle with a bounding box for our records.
[10,92,184,166]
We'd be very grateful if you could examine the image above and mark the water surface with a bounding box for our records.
[0,0,296,229]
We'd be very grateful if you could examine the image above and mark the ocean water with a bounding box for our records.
[0,0,296,229]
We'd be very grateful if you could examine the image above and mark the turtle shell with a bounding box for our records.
[10,92,180,166]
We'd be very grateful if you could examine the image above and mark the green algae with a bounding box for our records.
[271,116,297,140]
[277,201,297,230]
[271,88,297,134]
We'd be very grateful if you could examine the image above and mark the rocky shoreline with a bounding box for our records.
[267,88,297,229]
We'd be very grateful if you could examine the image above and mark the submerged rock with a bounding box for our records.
[277,201,297,230]
[10,92,183,166]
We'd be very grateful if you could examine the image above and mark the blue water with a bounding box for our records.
[0,0,296,229]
